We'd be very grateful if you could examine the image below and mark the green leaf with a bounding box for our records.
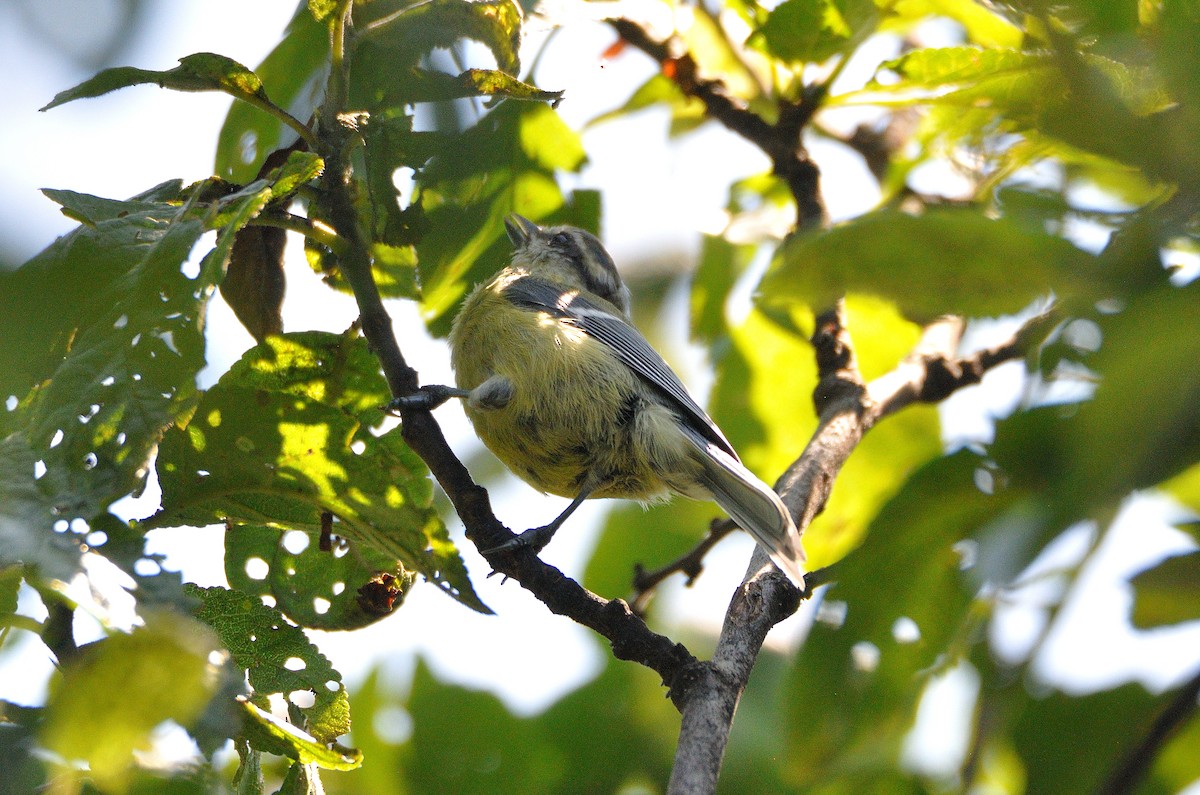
[750,0,877,64]
[585,499,717,598]
[1007,684,1161,794]
[415,102,588,332]
[40,614,221,790]
[588,74,702,131]
[0,566,19,618]
[991,285,1200,528]
[759,208,1097,321]
[831,45,1176,181]
[150,332,487,613]
[847,46,1171,118]
[399,68,564,105]
[402,657,675,793]
[1130,550,1200,628]
[356,0,523,77]
[0,434,88,581]
[1064,285,1200,505]
[690,233,749,343]
[886,0,1022,48]
[225,525,417,630]
[1161,462,1200,515]
[41,52,270,111]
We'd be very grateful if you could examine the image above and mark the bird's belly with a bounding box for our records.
[455,313,698,500]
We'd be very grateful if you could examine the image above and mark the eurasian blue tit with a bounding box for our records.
[437,214,805,586]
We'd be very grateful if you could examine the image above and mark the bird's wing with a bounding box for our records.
[501,277,739,460]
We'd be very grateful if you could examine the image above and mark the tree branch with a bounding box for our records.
[667,308,1052,793]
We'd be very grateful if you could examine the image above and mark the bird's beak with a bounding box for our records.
[504,213,540,247]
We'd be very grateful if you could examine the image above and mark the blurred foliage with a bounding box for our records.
[2,0,1199,792]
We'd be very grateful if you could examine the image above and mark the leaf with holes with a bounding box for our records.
[188,584,352,747]
[0,184,210,579]
[148,331,487,613]
[225,525,416,630]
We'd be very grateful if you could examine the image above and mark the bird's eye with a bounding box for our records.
[551,232,573,248]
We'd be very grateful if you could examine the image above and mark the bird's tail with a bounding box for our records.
[685,433,806,588]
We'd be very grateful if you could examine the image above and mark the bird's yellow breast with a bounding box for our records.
[448,275,696,501]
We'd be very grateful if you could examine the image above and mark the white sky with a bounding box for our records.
[2,0,1198,783]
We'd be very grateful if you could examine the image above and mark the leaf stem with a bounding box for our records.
[238,92,321,152]
[250,212,348,257]
[325,0,355,121]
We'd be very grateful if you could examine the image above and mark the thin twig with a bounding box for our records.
[610,17,827,228]
[630,519,737,614]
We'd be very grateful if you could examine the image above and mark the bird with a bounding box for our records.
[406,213,805,587]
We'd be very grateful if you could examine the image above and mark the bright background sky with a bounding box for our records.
[2,0,1199,778]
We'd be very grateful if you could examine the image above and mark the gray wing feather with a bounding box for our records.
[501,277,737,459]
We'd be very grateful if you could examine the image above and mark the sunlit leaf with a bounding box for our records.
[708,298,941,569]
[886,0,1022,47]
[356,0,523,76]
[749,0,877,64]
[1161,463,1200,515]
[399,68,564,104]
[759,208,1096,322]
[190,584,352,745]
[415,103,589,333]
[239,700,363,771]
[588,74,703,131]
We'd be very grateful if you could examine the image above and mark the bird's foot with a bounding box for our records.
[386,384,469,412]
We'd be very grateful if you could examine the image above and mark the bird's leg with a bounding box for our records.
[483,486,594,555]
[387,384,470,412]
[389,376,514,414]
